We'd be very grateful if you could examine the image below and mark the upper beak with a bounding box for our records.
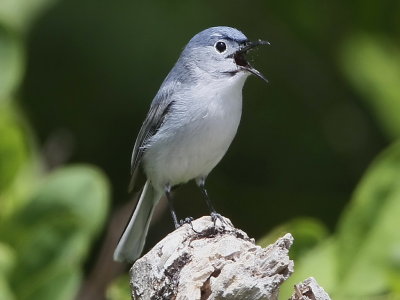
[232,39,270,83]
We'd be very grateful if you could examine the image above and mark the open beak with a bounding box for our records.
[232,39,270,82]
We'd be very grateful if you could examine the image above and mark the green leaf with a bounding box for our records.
[0,243,15,276]
[106,275,132,300]
[279,141,400,299]
[335,141,400,297]
[5,165,110,300]
[0,278,15,300]
[340,35,400,139]
[0,0,58,32]
[0,104,29,193]
[0,243,16,300]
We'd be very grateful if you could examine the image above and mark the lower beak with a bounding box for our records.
[241,64,268,82]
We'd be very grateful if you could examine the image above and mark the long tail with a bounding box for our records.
[113,180,161,262]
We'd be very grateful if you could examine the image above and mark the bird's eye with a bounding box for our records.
[215,41,227,53]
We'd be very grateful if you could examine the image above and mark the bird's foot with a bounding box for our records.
[179,216,194,226]
[210,212,226,228]
[179,217,200,233]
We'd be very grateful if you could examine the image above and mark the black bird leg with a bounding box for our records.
[197,178,225,226]
[165,184,195,229]
[165,185,180,229]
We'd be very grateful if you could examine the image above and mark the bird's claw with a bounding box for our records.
[179,217,200,233]
[179,217,194,226]
[210,212,226,228]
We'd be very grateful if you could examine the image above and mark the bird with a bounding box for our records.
[114,26,268,262]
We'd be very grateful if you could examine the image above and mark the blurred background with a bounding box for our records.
[1,0,400,299]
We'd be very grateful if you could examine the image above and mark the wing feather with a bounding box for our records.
[128,86,175,191]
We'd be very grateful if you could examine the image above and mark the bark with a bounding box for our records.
[290,277,331,300]
[130,216,330,300]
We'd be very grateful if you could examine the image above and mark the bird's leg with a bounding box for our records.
[197,178,225,226]
[165,185,195,230]
[165,185,180,229]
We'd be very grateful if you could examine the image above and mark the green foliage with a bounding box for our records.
[340,35,400,139]
[0,0,57,32]
[336,142,400,297]
[278,142,400,299]
[1,166,110,300]
[0,1,111,300]
[0,243,16,300]
[0,26,23,102]
[258,217,329,261]
[106,275,132,300]
[0,105,29,193]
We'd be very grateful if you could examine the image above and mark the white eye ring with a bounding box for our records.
[214,41,227,53]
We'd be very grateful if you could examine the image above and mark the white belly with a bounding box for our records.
[143,75,247,189]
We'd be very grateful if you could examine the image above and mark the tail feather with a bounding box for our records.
[113,180,160,262]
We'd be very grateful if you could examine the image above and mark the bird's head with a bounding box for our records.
[180,26,269,83]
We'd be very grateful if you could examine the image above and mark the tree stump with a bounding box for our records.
[129,216,330,300]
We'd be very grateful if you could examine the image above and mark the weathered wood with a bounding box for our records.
[130,216,294,299]
[291,277,331,300]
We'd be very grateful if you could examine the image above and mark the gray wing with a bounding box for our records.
[128,87,175,191]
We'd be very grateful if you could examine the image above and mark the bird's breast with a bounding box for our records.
[144,76,246,188]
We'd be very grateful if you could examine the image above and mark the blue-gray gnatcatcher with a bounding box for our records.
[114,26,268,262]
